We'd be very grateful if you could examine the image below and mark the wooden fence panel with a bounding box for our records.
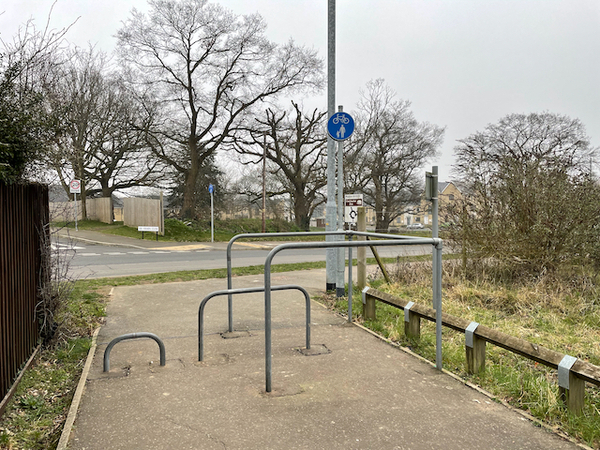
[123,197,164,234]
[86,197,113,224]
[0,183,49,415]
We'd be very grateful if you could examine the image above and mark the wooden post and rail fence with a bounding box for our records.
[354,207,599,414]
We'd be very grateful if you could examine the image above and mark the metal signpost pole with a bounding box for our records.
[336,105,345,297]
[426,166,442,370]
[70,180,81,231]
[432,166,439,239]
[325,0,337,292]
[209,183,214,243]
[262,133,267,234]
[74,192,78,231]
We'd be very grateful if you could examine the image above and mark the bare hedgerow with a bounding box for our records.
[36,222,76,346]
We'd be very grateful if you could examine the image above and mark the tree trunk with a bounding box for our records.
[182,140,199,219]
[293,194,311,231]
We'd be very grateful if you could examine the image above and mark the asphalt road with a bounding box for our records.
[53,238,434,279]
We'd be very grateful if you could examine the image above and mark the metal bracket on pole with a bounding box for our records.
[465,321,479,348]
[558,354,578,389]
[404,301,415,322]
[361,286,370,304]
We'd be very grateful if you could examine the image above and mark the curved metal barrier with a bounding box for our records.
[198,285,311,362]
[262,238,443,392]
[103,332,166,372]
[225,230,421,331]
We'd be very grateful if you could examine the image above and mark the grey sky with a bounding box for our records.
[2,0,599,182]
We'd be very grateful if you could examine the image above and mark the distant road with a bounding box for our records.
[54,240,434,279]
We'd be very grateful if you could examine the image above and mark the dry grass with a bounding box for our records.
[321,258,600,448]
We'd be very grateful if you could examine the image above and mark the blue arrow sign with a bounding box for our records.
[208,183,214,194]
[327,112,355,141]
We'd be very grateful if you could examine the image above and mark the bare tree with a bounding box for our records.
[116,0,323,219]
[46,47,165,217]
[451,112,600,271]
[346,79,444,232]
[235,101,327,230]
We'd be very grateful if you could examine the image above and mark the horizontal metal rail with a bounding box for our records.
[198,285,311,362]
[103,332,166,372]
[263,238,442,392]
[225,230,423,332]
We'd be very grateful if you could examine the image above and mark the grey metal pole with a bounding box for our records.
[435,242,443,370]
[74,192,78,231]
[432,166,439,239]
[211,190,214,243]
[227,245,233,332]
[325,0,337,292]
[430,165,442,370]
[336,105,345,297]
[348,235,353,322]
[431,166,438,311]
[262,133,267,234]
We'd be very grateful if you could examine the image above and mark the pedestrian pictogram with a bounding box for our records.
[327,112,355,141]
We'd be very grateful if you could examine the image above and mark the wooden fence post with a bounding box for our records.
[558,356,585,414]
[559,375,585,414]
[404,304,421,340]
[465,322,486,374]
[466,337,486,374]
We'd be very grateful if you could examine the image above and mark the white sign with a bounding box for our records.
[69,179,81,194]
[138,226,159,232]
[344,194,363,223]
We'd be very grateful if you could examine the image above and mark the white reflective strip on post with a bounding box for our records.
[465,322,479,348]
[558,355,578,389]
[404,301,415,323]
[361,286,370,304]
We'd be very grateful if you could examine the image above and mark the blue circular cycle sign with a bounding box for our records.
[208,183,214,194]
[327,112,355,141]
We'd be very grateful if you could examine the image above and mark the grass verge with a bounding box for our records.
[317,259,600,448]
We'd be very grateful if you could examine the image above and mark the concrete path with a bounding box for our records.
[64,268,581,450]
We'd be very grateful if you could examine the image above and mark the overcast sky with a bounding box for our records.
[2,0,599,182]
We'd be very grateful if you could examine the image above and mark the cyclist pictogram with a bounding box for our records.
[327,112,355,141]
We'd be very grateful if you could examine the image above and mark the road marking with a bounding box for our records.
[151,244,209,251]
[150,251,171,254]
[234,242,273,250]
[105,252,126,255]
[130,251,150,255]
[79,253,100,256]
[52,243,86,250]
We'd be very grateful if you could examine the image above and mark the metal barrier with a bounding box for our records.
[198,285,312,362]
[262,238,443,392]
[225,230,421,331]
[103,332,166,372]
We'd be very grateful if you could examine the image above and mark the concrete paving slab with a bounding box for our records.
[67,269,581,450]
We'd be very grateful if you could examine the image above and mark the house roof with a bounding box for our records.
[439,181,461,194]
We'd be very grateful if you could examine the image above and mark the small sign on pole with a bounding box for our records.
[69,179,81,193]
[344,194,363,224]
[69,180,81,231]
